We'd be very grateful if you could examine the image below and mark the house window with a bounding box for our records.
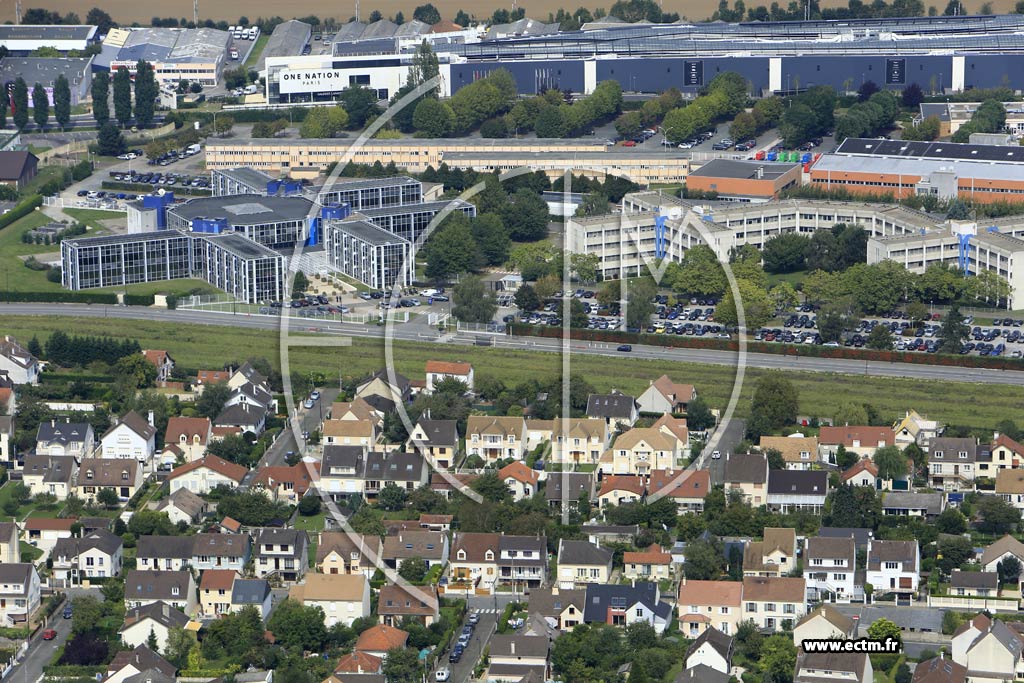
[635,608,643,617]
[934,451,944,458]
[765,603,776,612]
[784,604,795,614]
[171,587,180,596]
[884,561,899,570]
[746,602,756,612]
[959,451,969,458]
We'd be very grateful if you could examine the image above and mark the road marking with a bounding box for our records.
[285,336,352,347]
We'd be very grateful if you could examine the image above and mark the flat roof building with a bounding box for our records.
[0,57,95,106]
[357,199,477,245]
[165,194,315,249]
[97,27,230,86]
[0,25,98,54]
[686,159,802,202]
[324,219,413,290]
[255,20,312,73]
[312,176,423,210]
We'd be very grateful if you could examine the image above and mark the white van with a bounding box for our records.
[243,84,258,95]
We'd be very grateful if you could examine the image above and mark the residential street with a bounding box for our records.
[8,593,77,683]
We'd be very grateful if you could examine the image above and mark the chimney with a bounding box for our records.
[148,411,155,427]
[551,586,559,596]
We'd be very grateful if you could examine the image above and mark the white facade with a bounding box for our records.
[100,421,156,465]
[866,540,920,597]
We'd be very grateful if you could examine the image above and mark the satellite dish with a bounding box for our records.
[157,188,166,197]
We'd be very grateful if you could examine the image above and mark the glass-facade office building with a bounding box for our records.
[358,199,477,245]
[314,176,422,210]
[323,219,412,290]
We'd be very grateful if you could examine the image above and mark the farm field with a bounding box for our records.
[0,0,1003,28]
[1,315,1022,431]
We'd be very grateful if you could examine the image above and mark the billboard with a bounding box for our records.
[886,58,906,85]
[684,61,704,87]
[279,68,350,94]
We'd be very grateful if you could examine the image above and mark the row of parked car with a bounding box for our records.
[111,171,210,189]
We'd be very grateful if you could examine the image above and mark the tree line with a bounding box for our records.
[3,74,72,132]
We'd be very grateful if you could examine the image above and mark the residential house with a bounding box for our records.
[120,601,190,651]
[653,413,690,451]
[0,336,39,385]
[0,564,40,626]
[381,530,448,571]
[22,454,76,498]
[841,459,883,489]
[882,491,944,518]
[195,370,231,387]
[466,416,527,462]
[996,469,1024,512]
[224,381,277,414]
[100,411,157,465]
[377,583,439,627]
[760,435,820,471]
[363,452,428,500]
[951,615,1024,683]
[163,417,212,463]
[980,535,1024,574]
[213,403,266,437]
[623,545,672,582]
[866,540,920,599]
[929,437,983,491]
[168,455,248,495]
[545,471,595,509]
[330,397,381,425]
[199,569,238,617]
[818,426,896,462]
[499,461,540,501]
[586,392,638,431]
[795,652,872,683]
[142,350,175,383]
[154,488,207,525]
[191,533,251,572]
[22,518,75,554]
[528,587,586,631]
[449,532,499,594]
[137,536,193,571]
[290,573,370,627]
[498,535,547,591]
[685,627,733,675]
[105,645,176,683]
[743,528,797,577]
[50,529,123,587]
[678,664,731,683]
[804,536,859,603]
[767,470,829,513]
[322,420,377,449]
[607,428,680,476]
[950,570,998,597]
[231,579,273,620]
[125,569,198,615]
[405,419,458,469]
[991,433,1024,471]
[548,418,609,466]
[251,463,317,504]
[742,576,806,630]
[316,532,382,577]
[487,634,548,683]
[894,410,943,448]
[912,655,967,683]
[76,458,143,503]
[419,514,452,532]
[582,582,673,634]
[0,416,14,469]
[220,517,243,534]
[36,419,94,458]
[598,475,646,508]
[952,614,993,664]
[793,605,857,647]
[723,454,769,506]
[332,652,383,677]
[227,361,268,391]
[319,446,367,502]
[556,539,613,588]
[676,579,744,636]
[818,527,874,552]
[253,528,309,582]
[648,469,710,514]
[355,370,411,413]
[353,623,409,659]
[0,523,17,564]
[636,375,696,415]
[424,360,474,393]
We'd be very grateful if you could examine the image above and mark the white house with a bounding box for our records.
[35,420,94,459]
[499,461,540,501]
[50,530,123,587]
[424,360,474,393]
[866,540,920,599]
[793,605,857,648]
[124,569,198,616]
[153,488,207,525]
[0,337,40,385]
[163,417,212,463]
[141,350,175,383]
[980,535,1024,574]
[804,535,859,603]
[289,574,370,627]
[120,601,190,651]
[636,375,696,415]
[167,455,248,495]
[100,411,157,466]
[952,614,1024,683]
[0,564,40,626]
[685,627,733,675]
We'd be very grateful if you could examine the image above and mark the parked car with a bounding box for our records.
[63,605,72,619]
[435,668,451,682]
[617,344,632,352]
[42,629,57,640]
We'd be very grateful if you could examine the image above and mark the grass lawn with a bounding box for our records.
[0,482,56,521]
[766,269,809,289]
[20,166,67,197]
[243,35,269,70]
[294,512,325,532]
[63,209,125,233]
[19,541,42,563]
[2,315,1023,430]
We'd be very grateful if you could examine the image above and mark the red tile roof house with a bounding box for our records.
[141,350,175,383]
[168,455,248,496]
[499,461,541,501]
[251,462,319,503]
[424,360,474,393]
[818,426,896,463]
[598,475,646,508]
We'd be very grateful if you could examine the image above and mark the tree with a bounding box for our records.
[936,536,974,576]
[575,191,609,218]
[471,213,510,266]
[425,213,483,279]
[779,103,816,148]
[134,60,157,127]
[195,381,231,418]
[349,505,387,537]
[866,325,894,350]
[214,116,235,136]
[729,111,758,142]
[514,284,541,312]
[382,646,422,683]
[571,254,600,284]
[938,306,969,354]
[12,78,29,129]
[127,509,176,536]
[412,97,454,137]
[96,487,120,508]
[857,80,881,102]
[624,621,657,650]
[113,67,132,127]
[665,245,726,296]
[97,121,126,156]
[935,507,967,535]
[682,536,725,579]
[977,495,1021,535]
[769,283,798,312]
[747,374,798,439]
[146,627,159,651]
[300,106,349,138]
[686,396,715,431]
[53,74,71,129]
[378,482,408,511]
[873,446,907,482]
[470,472,510,503]
[998,556,1022,586]
[87,7,116,33]
[266,599,328,651]
[716,279,774,330]
[626,278,657,331]
[867,618,902,646]
[398,557,427,583]
[452,275,497,323]
[58,631,109,665]
[501,188,550,241]
[902,83,924,108]
[339,86,380,129]
[413,3,442,23]
[761,234,809,273]
[298,495,321,516]
[761,634,797,683]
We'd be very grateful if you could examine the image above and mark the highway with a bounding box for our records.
[2,303,1023,386]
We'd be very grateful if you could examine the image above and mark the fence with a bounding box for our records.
[176,294,411,324]
[43,196,127,213]
[928,595,1021,612]
[37,140,88,162]
[457,321,507,335]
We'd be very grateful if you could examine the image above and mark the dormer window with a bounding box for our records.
[86,470,94,479]
[457,549,466,561]
[934,452,944,459]
[171,586,179,596]
[959,451,969,459]
[122,470,130,480]
[485,550,494,561]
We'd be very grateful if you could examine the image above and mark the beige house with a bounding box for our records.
[163,417,212,463]
[598,475,646,508]
[377,583,439,627]
[980,535,1024,573]
[793,605,857,648]
[556,539,613,589]
[950,570,998,597]
[893,409,942,448]
[405,419,458,469]
[607,427,680,476]
[991,433,1024,470]
[0,523,18,564]
[527,587,586,631]
[723,454,769,505]
[76,459,144,504]
[424,360,474,393]
[168,455,248,495]
[549,418,609,466]
[996,468,1024,512]
[125,569,198,616]
[330,398,381,425]
[623,544,672,581]
[636,375,696,415]
[289,573,371,627]
[316,532,382,578]
[677,579,743,636]
[952,614,1024,683]
[22,454,76,499]
[818,426,895,461]
[743,528,797,577]
[760,436,820,471]
[199,569,238,617]
[841,459,882,489]
[448,532,499,594]
[795,652,873,683]
[466,416,526,462]
[648,469,710,514]
[742,576,806,631]
[499,461,540,501]
[322,419,377,449]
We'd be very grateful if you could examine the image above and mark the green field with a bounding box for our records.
[244,35,269,70]
[1,315,1022,430]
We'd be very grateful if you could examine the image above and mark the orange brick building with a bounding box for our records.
[686,159,802,201]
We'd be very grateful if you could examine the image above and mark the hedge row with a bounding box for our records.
[124,293,155,306]
[509,324,1024,371]
[0,195,43,231]
[1,291,117,304]
[101,181,211,197]
[42,666,105,677]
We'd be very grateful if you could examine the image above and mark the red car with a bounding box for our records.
[622,140,637,147]
[42,629,57,640]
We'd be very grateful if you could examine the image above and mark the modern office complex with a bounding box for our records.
[311,176,423,211]
[358,200,477,245]
[165,194,316,249]
[323,220,413,290]
[93,27,230,86]
[0,57,95,106]
[0,25,99,54]
[211,168,304,198]
[59,230,285,303]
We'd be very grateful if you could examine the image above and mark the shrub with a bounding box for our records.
[0,195,43,230]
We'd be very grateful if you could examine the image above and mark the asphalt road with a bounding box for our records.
[439,604,499,683]
[2,304,1022,386]
[704,418,747,485]
[9,594,73,683]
